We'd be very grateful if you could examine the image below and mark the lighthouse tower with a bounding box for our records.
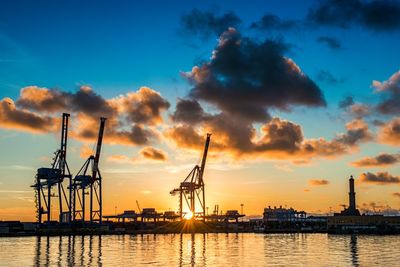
[338,175,361,216]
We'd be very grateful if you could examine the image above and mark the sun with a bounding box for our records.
[183,211,194,220]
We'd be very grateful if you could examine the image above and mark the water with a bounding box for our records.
[0,233,398,266]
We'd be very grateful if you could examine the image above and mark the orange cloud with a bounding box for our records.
[139,147,168,161]
[2,85,170,147]
[107,147,168,164]
[166,116,373,162]
[351,153,400,167]
[108,87,170,125]
[165,125,206,151]
[0,97,57,134]
[378,117,400,146]
[349,103,370,118]
[309,179,330,186]
[359,172,400,185]
[17,86,67,112]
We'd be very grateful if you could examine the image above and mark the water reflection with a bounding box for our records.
[33,235,103,266]
[4,233,395,266]
[178,233,206,267]
[350,235,359,267]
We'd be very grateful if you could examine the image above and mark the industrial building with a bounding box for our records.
[263,206,306,223]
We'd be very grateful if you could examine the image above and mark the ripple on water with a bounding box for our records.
[0,233,399,266]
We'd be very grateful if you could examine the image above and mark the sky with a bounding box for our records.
[0,0,399,221]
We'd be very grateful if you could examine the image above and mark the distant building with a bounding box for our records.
[327,215,400,231]
[263,206,306,223]
[335,175,361,216]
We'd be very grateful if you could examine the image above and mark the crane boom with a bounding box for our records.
[59,113,70,172]
[199,133,211,181]
[136,200,141,212]
[92,117,106,180]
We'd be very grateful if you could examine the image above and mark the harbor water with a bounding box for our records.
[0,233,398,266]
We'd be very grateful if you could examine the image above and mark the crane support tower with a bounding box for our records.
[170,133,211,221]
[72,117,106,224]
[31,113,73,224]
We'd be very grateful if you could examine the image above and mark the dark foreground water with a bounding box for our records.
[0,233,398,266]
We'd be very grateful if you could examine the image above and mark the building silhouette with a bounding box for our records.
[335,175,360,216]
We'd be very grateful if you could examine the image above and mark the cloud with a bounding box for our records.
[316,70,343,85]
[352,153,400,167]
[139,146,168,161]
[334,119,373,145]
[16,86,68,112]
[168,114,372,161]
[309,179,330,186]
[80,144,93,159]
[250,14,300,32]
[183,28,326,122]
[307,0,400,31]
[180,9,241,39]
[170,98,208,124]
[165,124,205,151]
[109,87,170,125]
[1,86,170,146]
[359,172,400,185]
[338,96,354,109]
[0,97,57,133]
[392,192,400,199]
[107,147,168,164]
[17,85,115,118]
[349,103,370,118]
[372,70,400,115]
[373,70,400,93]
[378,117,400,146]
[337,96,370,118]
[256,117,304,154]
[104,125,156,146]
[316,36,342,50]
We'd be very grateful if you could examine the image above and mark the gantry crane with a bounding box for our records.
[31,113,72,224]
[170,133,211,221]
[72,117,106,224]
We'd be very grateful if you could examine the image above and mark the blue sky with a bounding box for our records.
[1,0,396,100]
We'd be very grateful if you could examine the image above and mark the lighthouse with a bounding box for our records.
[336,175,361,216]
[348,175,357,214]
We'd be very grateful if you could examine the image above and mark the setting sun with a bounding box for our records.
[183,211,194,220]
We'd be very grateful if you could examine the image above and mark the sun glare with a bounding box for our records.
[184,211,194,220]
